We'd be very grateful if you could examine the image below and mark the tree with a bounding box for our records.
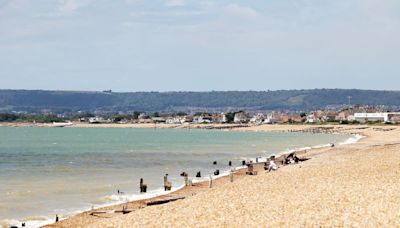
[225,112,235,123]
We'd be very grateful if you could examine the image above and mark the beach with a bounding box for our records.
[1,125,350,227]
[37,124,400,227]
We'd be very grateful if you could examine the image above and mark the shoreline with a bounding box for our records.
[30,126,363,228]
[0,121,397,130]
[3,124,388,227]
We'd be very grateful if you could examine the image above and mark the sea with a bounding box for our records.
[0,127,354,227]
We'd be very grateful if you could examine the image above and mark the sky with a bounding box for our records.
[0,0,399,92]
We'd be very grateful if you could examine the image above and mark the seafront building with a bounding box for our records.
[354,112,400,123]
[81,106,400,125]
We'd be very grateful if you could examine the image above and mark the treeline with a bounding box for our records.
[1,89,400,113]
[0,113,66,123]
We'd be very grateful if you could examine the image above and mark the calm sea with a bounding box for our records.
[0,127,350,227]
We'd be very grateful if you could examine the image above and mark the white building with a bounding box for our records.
[220,113,227,123]
[306,113,319,123]
[89,117,111,124]
[193,116,211,124]
[165,116,184,124]
[354,112,400,123]
[234,112,247,123]
[249,113,265,124]
[262,113,276,124]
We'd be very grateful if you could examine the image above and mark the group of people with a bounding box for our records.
[264,152,303,172]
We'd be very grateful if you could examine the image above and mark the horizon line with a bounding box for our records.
[1,88,399,93]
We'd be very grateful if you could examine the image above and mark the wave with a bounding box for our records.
[339,134,364,145]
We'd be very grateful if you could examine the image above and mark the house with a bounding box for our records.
[322,112,337,122]
[306,113,319,123]
[193,113,212,124]
[212,113,227,123]
[336,109,353,121]
[151,117,166,123]
[89,117,111,124]
[182,115,193,123]
[234,111,248,123]
[249,113,265,124]
[165,116,187,124]
[263,113,276,124]
[194,116,211,124]
[388,113,400,123]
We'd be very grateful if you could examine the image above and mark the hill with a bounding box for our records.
[0,89,399,113]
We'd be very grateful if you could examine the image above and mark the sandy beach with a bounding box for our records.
[37,124,400,227]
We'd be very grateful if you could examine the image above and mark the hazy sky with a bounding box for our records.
[0,0,399,91]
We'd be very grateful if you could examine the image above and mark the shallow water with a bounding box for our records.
[0,127,350,226]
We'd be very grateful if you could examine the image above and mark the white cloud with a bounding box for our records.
[54,0,94,16]
[165,0,185,7]
[58,0,81,14]
[223,4,259,18]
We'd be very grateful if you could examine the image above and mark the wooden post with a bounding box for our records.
[140,178,147,193]
[209,175,213,188]
[229,169,234,182]
[184,174,189,186]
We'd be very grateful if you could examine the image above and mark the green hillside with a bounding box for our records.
[0,89,399,113]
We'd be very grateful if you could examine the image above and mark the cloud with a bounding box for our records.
[58,0,81,14]
[223,4,259,18]
[53,0,95,16]
[165,0,185,7]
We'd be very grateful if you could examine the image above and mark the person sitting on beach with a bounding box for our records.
[285,153,301,165]
[268,160,278,172]
[285,154,294,165]
[293,154,300,163]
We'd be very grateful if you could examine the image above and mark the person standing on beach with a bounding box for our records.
[164,174,168,191]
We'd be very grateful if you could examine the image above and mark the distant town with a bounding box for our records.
[1,104,400,125]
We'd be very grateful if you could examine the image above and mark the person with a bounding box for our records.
[285,153,298,165]
[294,154,300,163]
[164,174,169,191]
[268,159,278,172]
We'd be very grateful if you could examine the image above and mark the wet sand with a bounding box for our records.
[38,124,400,227]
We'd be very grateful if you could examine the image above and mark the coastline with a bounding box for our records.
[4,124,398,227]
[33,125,365,228]
[85,125,400,227]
